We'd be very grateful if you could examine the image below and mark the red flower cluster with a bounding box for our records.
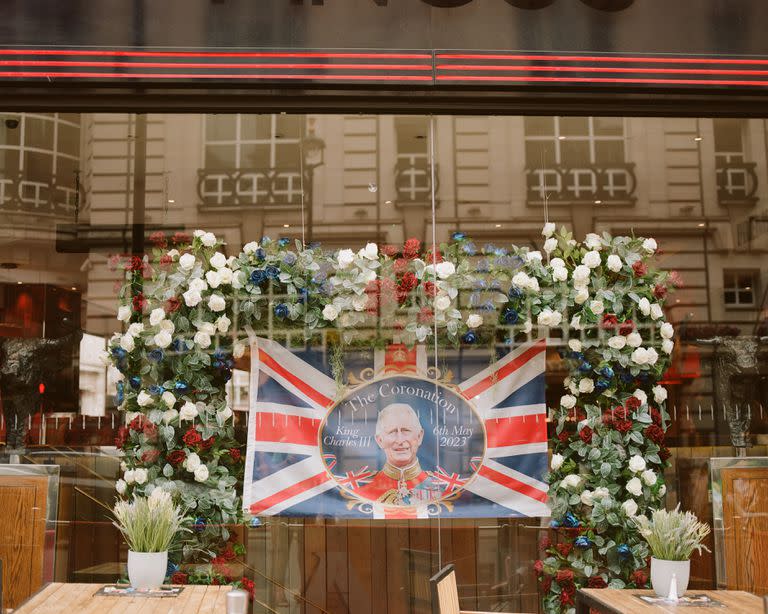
[417,307,434,324]
[149,231,167,248]
[172,232,191,245]
[539,536,551,551]
[560,584,575,605]
[403,238,421,259]
[380,244,398,257]
[141,449,160,464]
[631,569,648,587]
[397,271,418,304]
[159,254,173,268]
[600,313,618,329]
[132,292,147,313]
[533,560,544,576]
[587,575,607,588]
[167,450,186,466]
[659,446,671,462]
[125,255,144,272]
[644,424,665,445]
[540,575,552,593]
[165,296,181,313]
[239,577,255,599]
[423,281,438,298]
[199,436,215,451]
[632,260,648,277]
[650,408,663,426]
[556,543,573,557]
[619,319,635,335]
[170,571,188,585]
[579,426,593,444]
[669,270,684,288]
[625,396,642,411]
[653,284,668,299]
[115,426,129,448]
[229,448,242,462]
[183,427,203,447]
[555,569,574,584]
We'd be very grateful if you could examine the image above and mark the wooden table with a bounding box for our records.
[576,589,764,613]
[13,583,233,613]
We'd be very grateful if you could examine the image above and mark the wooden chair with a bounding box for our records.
[430,564,529,614]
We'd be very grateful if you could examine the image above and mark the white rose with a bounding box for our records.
[466,313,483,329]
[218,407,233,421]
[550,257,565,269]
[574,287,589,304]
[653,385,667,404]
[210,252,227,269]
[117,305,131,322]
[642,238,657,253]
[435,295,451,311]
[628,455,646,473]
[337,249,355,269]
[526,276,540,292]
[511,271,530,288]
[568,339,582,352]
[570,315,583,330]
[208,294,226,312]
[572,264,590,282]
[568,380,579,395]
[659,484,667,497]
[593,487,610,500]
[350,294,367,312]
[650,303,664,320]
[626,332,643,348]
[123,469,136,484]
[194,331,211,349]
[606,254,622,273]
[160,319,175,333]
[218,267,233,285]
[149,308,165,327]
[137,390,153,407]
[179,253,196,271]
[645,347,659,365]
[134,468,148,485]
[578,378,595,394]
[205,270,222,288]
[115,479,127,495]
[361,242,378,260]
[543,237,558,254]
[196,321,216,335]
[179,401,199,420]
[584,233,602,250]
[189,277,208,293]
[560,394,576,409]
[626,477,643,497]
[162,407,177,424]
[153,329,172,350]
[194,465,210,482]
[243,241,259,254]
[622,499,638,517]
[638,297,651,316]
[590,300,604,315]
[608,335,626,350]
[161,390,176,408]
[435,261,456,279]
[183,288,202,307]
[631,347,649,365]
[525,250,543,263]
[194,230,205,238]
[660,322,674,339]
[233,341,246,359]
[642,469,657,486]
[551,453,564,470]
[216,315,231,333]
[582,250,601,269]
[523,320,533,334]
[662,339,674,354]
[323,304,339,321]
[580,490,595,506]
[127,323,144,337]
[185,453,201,472]
[200,232,217,247]
[633,389,648,406]
[120,334,135,352]
[542,222,556,237]
[561,474,582,490]
[552,266,568,282]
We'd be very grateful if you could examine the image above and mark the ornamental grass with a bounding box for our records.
[633,504,710,561]
[113,489,188,553]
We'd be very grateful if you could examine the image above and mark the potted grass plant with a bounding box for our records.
[633,505,711,597]
[113,489,187,589]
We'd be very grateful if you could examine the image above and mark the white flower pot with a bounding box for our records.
[127,550,168,590]
[650,557,690,597]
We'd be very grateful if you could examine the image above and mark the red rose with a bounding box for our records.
[126,255,144,272]
[115,426,129,448]
[199,436,214,451]
[423,281,438,298]
[182,428,203,447]
[644,424,665,444]
[172,232,191,246]
[601,411,614,427]
[625,396,642,411]
[141,449,160,464]
[541,575,552,593]
[600,314,619,329]
[393,258,409,274]
[619,319,635,335]
[540,536,551,551]
[669,270,684,288]
[632,261,648,276]
[170,571,188,585]
[659,446,671,462]
[653,284,667,300]
[159,254,173,268]
[399,271,418,293]
[132,292,147,313]
[165,297,181,313]
[560,584,575,605]
[533,560,544,576]
[403,238,421,259]
[631,570,648,587]
[143,421,158,441]
[167,450,186,466]
[555,569,574,584]
[240,577,255,598]
[229,448,242,462]
[579,426,593,444]
[221,544,236,561]
[587,575,607,588]
[614,419,634,434]
[129,415,146,432]
[380,244,398,257]
[149,231,167,248]
[556,543,573,557]
[557,431,570,443]
[650,408,662,426]
[424,247,443,263]
[417,307,434,324]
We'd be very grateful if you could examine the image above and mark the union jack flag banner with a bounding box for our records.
[243,337,550,519]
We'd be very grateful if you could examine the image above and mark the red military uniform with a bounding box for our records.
[355,461,441,505]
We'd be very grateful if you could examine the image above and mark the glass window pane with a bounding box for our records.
[561,140,590,166]
[713,118,744,153]
[594,140,625,165]
[0,116,22,146]
[205,144,237,168]
[25,117,55,150]
[724,290,736,304]
[525,141,555,167]
[738,291,753,304]
[559,116,589,136]
[23,150,53,183]
[57,123,80,157]
[593,116,623,136]
[206,115,236,141]
[524,116,554,136]
[240,144,269,168]
[240,115,271,140]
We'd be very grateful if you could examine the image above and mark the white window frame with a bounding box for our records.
[723,270,757,308]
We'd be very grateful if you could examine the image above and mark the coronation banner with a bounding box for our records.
[243,337,550,519]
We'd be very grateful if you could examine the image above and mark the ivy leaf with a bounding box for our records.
[600,462,612,477]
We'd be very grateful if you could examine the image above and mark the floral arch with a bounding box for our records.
[108,224,676,611]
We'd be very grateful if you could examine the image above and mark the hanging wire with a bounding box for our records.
[299,124,307,247]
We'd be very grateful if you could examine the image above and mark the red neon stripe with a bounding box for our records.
[0,49,431,59]
[462,339,545,401]
[478,464,548,503]
[255,412,321,447]
[437,52,768,65]
[0,60,432,71]
[436,74,768,86]
[484,415,547,448]
[258,349,334,408]
[249,471,329,515]
[0,71,432,81]
[437,64,768,76]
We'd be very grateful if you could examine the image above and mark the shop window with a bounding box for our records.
[714,118,758,205]
[524,116,635,206]
[723,270,757,307]
[395,116,433,203]
[200,114,305,207]
[0,113,81,218]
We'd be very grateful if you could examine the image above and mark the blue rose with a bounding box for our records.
[254,248,266,261]
[148,348,164,362]
[283,252,297,266]
[473,279,487,290]
[265,265,280,280]
[193,517,206,533]
[462,242,477,256]
[451,231,466,241]
[481,301,495,312]
[600,366,615,379]
[482,243,496,254]
[115,382,124,405]
[503,308,519,324]
[172,338,188,354]
[595,378,610,393]
[494,247,508,257]
[574,536,592,549]
[550,519,561,528]
[274,303,290,319]
[578,362,593,373]
[298,287,310,301]
[213,349,229,361]
[617,543,631,559]
[166,560,179,576]
[563,511,580,528]
[489,280,501,291]
[111,347,127,360]
[250,269,267,285]
[250,517,263,528]
[174,380,190,393]
[462,331,477,344]
[148,385,164,395]
[129,376,141,390]
[476,259,490,273]
[278,237,291,247]
[508,285,524,300]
